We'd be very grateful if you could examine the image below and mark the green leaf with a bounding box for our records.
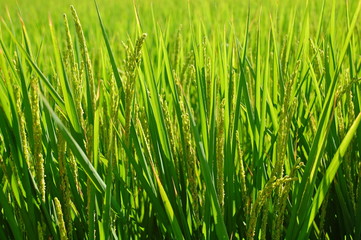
[40,94,106,192]
[300,112,361,238]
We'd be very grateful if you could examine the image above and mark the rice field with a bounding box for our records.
[0,0,361,239]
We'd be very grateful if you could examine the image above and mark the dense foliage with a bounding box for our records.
[0,0,361,239]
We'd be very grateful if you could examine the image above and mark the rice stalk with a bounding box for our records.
[54,197,68,240]
[30,76,45,203]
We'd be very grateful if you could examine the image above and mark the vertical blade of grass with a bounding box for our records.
[185,98,229,239]
[94,0,125,109]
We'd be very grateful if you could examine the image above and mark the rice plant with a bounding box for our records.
[0,0,361,239]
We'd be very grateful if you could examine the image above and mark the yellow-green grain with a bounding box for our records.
[54,197,68,240]
[31,77,45,202]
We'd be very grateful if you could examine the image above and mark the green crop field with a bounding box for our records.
[0,0,361,239]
